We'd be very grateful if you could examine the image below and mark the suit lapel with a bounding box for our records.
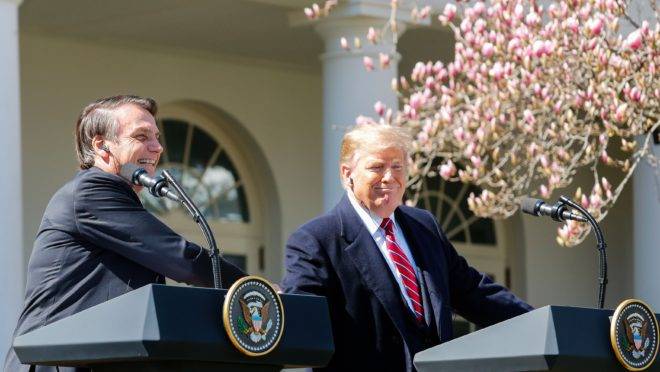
[337,196,411,337]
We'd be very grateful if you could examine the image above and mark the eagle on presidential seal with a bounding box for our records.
[238,292,273,343]
[624,314,651,359]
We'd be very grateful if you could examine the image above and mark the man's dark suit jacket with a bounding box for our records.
[4,167,245,372]
[282,195,533,372]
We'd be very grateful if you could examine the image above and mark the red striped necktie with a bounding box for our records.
[380,217,424,321]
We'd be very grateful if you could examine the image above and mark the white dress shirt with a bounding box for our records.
[346,191,421,313]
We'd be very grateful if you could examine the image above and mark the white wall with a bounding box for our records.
[20,33,324,281]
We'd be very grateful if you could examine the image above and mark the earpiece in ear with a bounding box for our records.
[349,178,354,188]
[101,144,110,153]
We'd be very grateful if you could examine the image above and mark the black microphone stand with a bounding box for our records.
[558,195,608,309]
[161,170,223,290]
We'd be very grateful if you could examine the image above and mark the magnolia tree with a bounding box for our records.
[306,0,659,246]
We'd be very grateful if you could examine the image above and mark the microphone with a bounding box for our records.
[119,163,181,203]
[520,197,587,222]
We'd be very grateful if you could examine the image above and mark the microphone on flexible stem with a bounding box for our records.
[520,195,608,309]
[520,197,587,222]
[119,163,181,203]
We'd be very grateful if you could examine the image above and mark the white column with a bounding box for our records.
[0,0,24,362]
[633,136,660,309]
[315,5,408,210]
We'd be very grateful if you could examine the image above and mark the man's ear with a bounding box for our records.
[340,163,353,189]
[92,136,108,157]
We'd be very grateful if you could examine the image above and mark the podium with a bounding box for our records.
[414,305,660,371]
[13,284,334,371]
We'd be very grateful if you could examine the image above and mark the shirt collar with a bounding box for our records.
[346,190,397,236]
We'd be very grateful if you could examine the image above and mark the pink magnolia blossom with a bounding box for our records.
[523,109,535,125]
[304,7,316,20]
[540,184,550,198]
[379,53,391,69]
[355,115,376,125]
[473,2,486,15]
[489,62,504,79]
[532,40,552,57]
[586,18,604,36]
[600,176,610,189]
[481,42,495,57]
[374,101,386,116]
[340,37,349,50]
[623,29,643,50]
[514,4,524,20]
[439,160,457,179]
[367,27,377,44]
[565,17,579,33]
[581,194,590,208]
[590,193,603,209]
[417,131,429,144]
[442,4,457,23]
[453,127,466,141]
[409,92,425,110]
[471,155,483,168]
[419,6,431,19]
[464,141,477,157]
[474,18,487,33]
[558,225,570,241]
[600,150,610,163]
[363,56,374,71]
[525,12,541,26]
[629,87,642,102]
[614,103,627,122]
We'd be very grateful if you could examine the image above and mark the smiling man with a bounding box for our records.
[282,124,532,372]
[4,96,245,372]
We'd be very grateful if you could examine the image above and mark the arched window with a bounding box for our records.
[141,118,249,223]
[416,174,496,245]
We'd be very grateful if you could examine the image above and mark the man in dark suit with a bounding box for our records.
[4,95,245,372]
[282,124,533,371]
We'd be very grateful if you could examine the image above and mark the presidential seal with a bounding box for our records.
[611,299,659,371]
[223,276,284,356]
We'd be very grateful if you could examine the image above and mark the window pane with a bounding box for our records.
[411,172,497,246]
[212,185,249,222]
[161,119,188,164]
[142,119,250,223]
[470,218,496,245]
[189,127,217,172]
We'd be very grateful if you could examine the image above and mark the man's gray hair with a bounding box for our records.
[340,124,412,167]
[75,95,157,169]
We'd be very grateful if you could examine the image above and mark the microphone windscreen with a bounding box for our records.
[119,163,142,184]
[520,197,540,215]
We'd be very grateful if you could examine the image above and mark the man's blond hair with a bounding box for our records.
[340,124,412,167]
